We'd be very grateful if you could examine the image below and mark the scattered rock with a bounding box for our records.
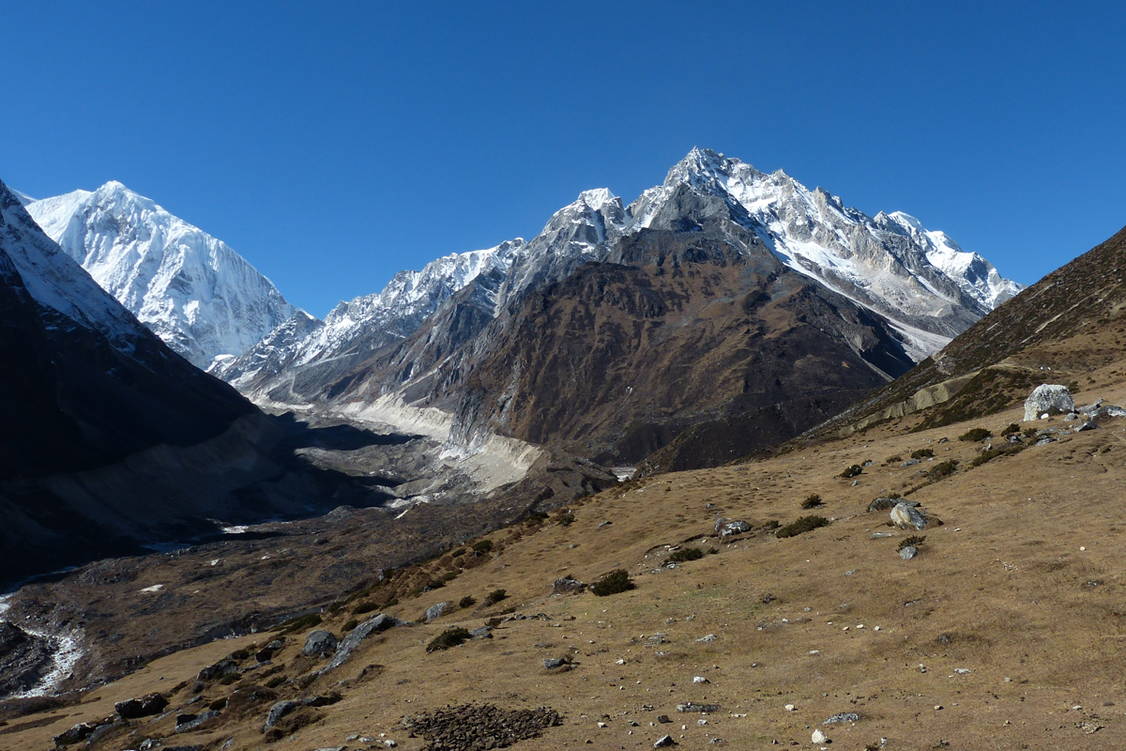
[1023,384,1075,421]
[319,614,401,674]
[823,712,860,724]
[676,702,720,713]
[899,545,919,560]
[425,601,451,622]
[696,633,718,643]
[263,694,341,730]
[115,693,169,719]
[811,728,829,743]
[654,734,678,747]
[175,710,219,733]
[197,658,239,682]
[544,656,573,670]
[552,576,587,594]
[715,518,752,537]
[302,629,339,658]
[403,703,562,750]
[1073,421,1098,432]
[469,626,493,639]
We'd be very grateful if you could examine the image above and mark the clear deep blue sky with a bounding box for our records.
[3,1,1123,316]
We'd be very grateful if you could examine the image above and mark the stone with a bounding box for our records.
[197,658,238,681]
[654,735,678,747]
[318,614,400,674]
[54,722,103,746]
[115,693,169,719]
[890,502,928,530]
[552,576,586,594]
[714,518,751,537]
[1074,421,1098,432]
[302,630,339,658]
[424,601,451,622]
[692,676,709,684]
[1023,384,1075,421]
[658,714,672,723]
[676,702,720,713]
[823,712,861,724]
[543,656,572,669]
[175,710,219,733]
[695,633,718,642]
[263,694,341,730]
[899,545,918,560]
[811,728,829,743]
[469,626,493,639]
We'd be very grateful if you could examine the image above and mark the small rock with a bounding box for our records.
[424,601,451,622]
[677,702,720,713]
[552,576,587,594]
[899,545,918,560]
[302,629,339,658]
[696,634,718,643]
[784,704,796,711]
[890,502,928,530]
[115,693,169,719]
[657,714,672,723]
[715,519,752,537]
[469,626,493,639]
[693,676,709,684]
[1074,421,1098,432]
[954,667,971,674]
[544,656,572,669]
[654,735,678,747]
[822,712,860,724]
[811,728,829,743]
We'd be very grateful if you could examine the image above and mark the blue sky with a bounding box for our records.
[3,1,1124,316]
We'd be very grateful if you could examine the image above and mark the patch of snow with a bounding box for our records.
[138,583,165,593]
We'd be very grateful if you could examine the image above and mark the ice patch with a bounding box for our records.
[138,583,164,593]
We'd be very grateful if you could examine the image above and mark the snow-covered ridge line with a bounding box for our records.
[25,181,296,368]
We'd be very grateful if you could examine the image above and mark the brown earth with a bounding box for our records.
[5,343,1123,751]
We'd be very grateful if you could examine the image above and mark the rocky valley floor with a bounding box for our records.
[1,363,1124,750]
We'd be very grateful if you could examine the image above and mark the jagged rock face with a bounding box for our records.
[220,147,1021,469]
[0,180,384,585]
[809,225,1126,437]
[25,182,296,368]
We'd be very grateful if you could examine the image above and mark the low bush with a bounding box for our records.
[839,464,863,478]
[1001,423,1021,436]
[884,456,902,464]
[591,569,635,596]
[556,510,575,526]
[776,516,830,538]
[927,459,959,480]
[898,535,926,551]
[910,448,934,459]
[458,595,476,608]
[666,547,705,564]
[280,613,321,634]
[801,494,824,509]
[959,428,992,442]
[472,540,494,555]
[351,600,378,615]
[970,442,1026,467]
[426,627,471,653]
[483,589,508,606]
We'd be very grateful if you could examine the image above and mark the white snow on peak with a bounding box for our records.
[576,188,618,212]
[25,181,296,368]
[0,181,150,351]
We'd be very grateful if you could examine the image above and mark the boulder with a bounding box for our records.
[1023,384,1075,421]
[890,502,928,530]
[115,693,169,719]
[197,658,238,682]
[424,601,451,622]
[654,735,678,747]
[302,630,338,658]
[263,694,342,730]
[318,614,401,674]
[175,710,219,733]
[552,576,586,594]
[714,518,751,537]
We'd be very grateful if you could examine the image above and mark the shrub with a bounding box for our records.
[776,515,831,538]
[280,613,321,634]
[666,547,705,564]
[472,540,494,555]
[801,494,824,509]
[898,535,926,551]
[351,600,378,615]
[483,589,508,606]
[839,465,863,478]
[1001,423,1021,436]
[556,510,575,526]
[458,595,476,609]
[426,627,471,653]
[451,548,465,558]
[591,569,635,596]
[970,442,1026,467]
[884,456,902,464]
[927,459,959,480]
[1022,427,1038,438]
[958,428,992,442]
[910,448,934,459]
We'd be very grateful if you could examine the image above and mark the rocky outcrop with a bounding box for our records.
[1023,384,1076,421]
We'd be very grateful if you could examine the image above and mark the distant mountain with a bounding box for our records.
[25,182,296,368]
[0,179,381,585]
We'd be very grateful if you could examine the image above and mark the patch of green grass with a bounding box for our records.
[426,627,471,653]
[958,427,992,442]
[591,569,636,596]
[666,547,705,564]
[775,515,830,538]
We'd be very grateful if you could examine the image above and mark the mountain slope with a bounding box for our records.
[0,179,383,585]
[806,224,1126,437]
[25,182,296,368]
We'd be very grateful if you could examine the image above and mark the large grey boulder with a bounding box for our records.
[318,614,401,674]
[302,629,338,658]
[890,502,928,530]
[1023,384,1075,421]
[714,518,751,537]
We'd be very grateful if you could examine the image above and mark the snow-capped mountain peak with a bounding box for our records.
[25,182,296,368]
